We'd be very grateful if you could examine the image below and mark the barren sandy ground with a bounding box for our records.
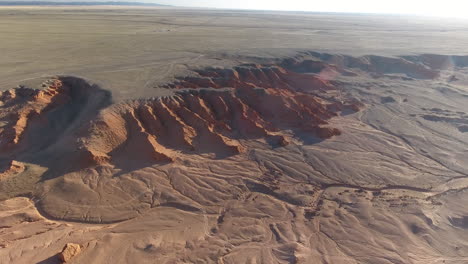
[1,7,468,264]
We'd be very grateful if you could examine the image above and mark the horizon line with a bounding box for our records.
[0,1,466,19]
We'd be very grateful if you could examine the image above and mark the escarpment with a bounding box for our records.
[0,56,370,178]
[0,54,368,222]
[0,79,67,153]
[0,77,110,157]
[7,52,458,180]
[1,52,459,178]
[163,63,336,92]
[74,61,364,167]
[3,52,468,262]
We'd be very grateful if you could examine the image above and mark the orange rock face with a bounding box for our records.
[76,63,359,166]
[163,63,336,92]
[0,79,69,153]
[0,60,362,172]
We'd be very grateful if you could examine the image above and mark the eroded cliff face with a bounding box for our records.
[78,65,360,168]
[0,77,111,157]
[2,53,468,264]
[0,53,453,220]
[0,79,66,152]
[0,60,363,178]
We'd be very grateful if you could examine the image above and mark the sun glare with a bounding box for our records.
[256,0,467,18]
[156,0,468,18]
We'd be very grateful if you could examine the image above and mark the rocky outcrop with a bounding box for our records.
[0,160,24,180]
[0,58,363,175]
[298,51,442,79]
[163,63,336,92]
[75,62,360,166]
[0,77,111,159]
[0,79,67,152]
[59,243,82,263]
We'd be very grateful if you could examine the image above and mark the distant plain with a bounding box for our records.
[2,7,468,98]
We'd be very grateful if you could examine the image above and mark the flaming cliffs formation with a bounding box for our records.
[1,52,468,263]
[0,56,364,185]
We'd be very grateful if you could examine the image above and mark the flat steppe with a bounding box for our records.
[1,7,468,99]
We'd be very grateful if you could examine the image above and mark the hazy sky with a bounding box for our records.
[2,0,466,18]
[151,0,466,18]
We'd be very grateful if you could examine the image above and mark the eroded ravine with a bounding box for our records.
[2,52,466,222]
[2,52,468,264]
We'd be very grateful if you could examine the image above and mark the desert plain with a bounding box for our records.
[0,6,468,264]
